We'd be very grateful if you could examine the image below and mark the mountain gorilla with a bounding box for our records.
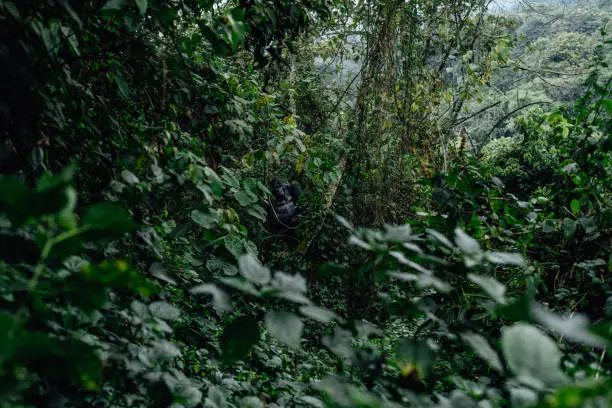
[267,178,303,247]
[268,177,302,228]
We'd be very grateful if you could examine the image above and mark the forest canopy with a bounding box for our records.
[0,0,610,407]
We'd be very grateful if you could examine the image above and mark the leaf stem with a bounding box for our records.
[27,225,92,292]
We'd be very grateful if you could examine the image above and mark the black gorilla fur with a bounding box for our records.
[268,177,302,228]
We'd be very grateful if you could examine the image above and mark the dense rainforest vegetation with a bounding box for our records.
[0,0,611,406]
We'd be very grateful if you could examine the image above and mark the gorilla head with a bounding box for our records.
[268,177,302,228]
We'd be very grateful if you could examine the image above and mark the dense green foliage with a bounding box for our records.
[0,0,610,407]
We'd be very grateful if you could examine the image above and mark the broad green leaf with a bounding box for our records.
[403,242,424,254]
[149,301,180,321]
[485,252,525,266]
[388,271,418,282]
[224,236,253,259]
[234,189,257,206]
[272,272,307,293]
[219,317,260,364]
[299,396,325,408]
[113,72,130,100]
[240,397,264,408]
[61,1,82,27]
[220,167,240,188]
[3,2,20,19]
[416,273,453,293]
[149,262,176,285]
[449,391,478,407]
[322,329,354,359]
[561,163,578,173]
[0,175,32,224]
[243,239,258,256]
[36,163,76,192]
[426,228,454,249]
[468,273,507,304]
[138,227,163,258]
[312,376,390,408]
[190,283,233,312]
[177,386,202,408]
[383,224,411,242]
[579,217,598,234]
[395,338,436,379]
[82,203,136,233]
[562,218,577,239]
[542,219,557,234]
[191,209,218,229]
[219,277,260,297]
[0,176,29,207]
[247,205,266,221]
[151,339,181,360]
[390,251,432,274]
[348,235,371,250]
[225,8,248,50]
[134,0,147,14]
[56,186,78,229]
[335,215,353,230]
[531,304,606,347]
[495,291,535,321]
[206,386,228,408]
[492,176,505,188]
[121,169,139,185]
[199,23,230,56]
[63,256,88,272]
[238,254,270,285]
[206,259,238,276]
[14,333,103,388]
[454,228,480,255]
[101,0,127,11]
[131,301,149,318]
[501,323,568,388]
[570,199,581,215]
[461,332,503,372]
[509,387,538,408]
[264,311,303,348]
[299,305,338,323]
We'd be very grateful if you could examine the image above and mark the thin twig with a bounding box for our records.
[484,101,552,141]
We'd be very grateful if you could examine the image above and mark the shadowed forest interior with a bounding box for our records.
[0,0,611,407]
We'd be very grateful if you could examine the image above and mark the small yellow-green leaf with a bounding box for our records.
[570,199,581,215]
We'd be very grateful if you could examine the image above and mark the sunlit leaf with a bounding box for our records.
[149,301,180,321]
[205,386,228,408]
[121,169,139,185]
[485,252,525,266]
[299,306,338,323]
[426,229,455,249]
[264,311,303,348]
[238,254,270,285]
[240,396,264,408]
[454,228,480,255]
[501,323,568,388]
[190,283,233,312]
[461,332,503,372]
[468,273,507,304]
[531,304,607,348]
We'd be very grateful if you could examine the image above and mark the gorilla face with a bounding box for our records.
[270,178,282,198]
